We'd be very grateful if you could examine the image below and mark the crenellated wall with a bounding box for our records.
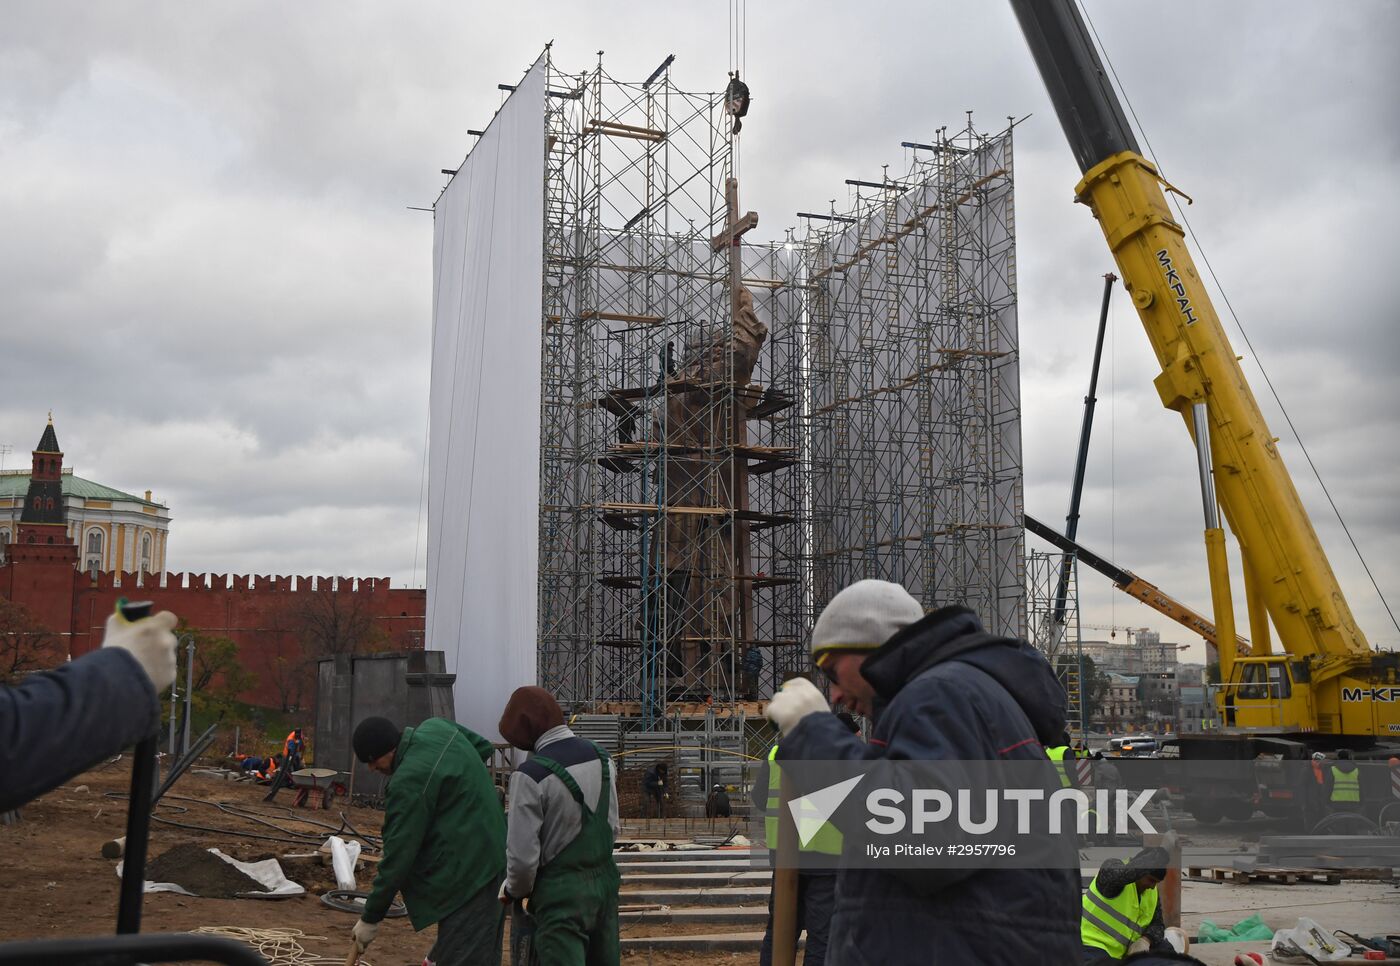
[1,560,425,710]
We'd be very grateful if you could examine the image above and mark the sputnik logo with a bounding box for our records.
[788,775,863,847]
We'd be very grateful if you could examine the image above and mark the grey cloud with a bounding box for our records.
[0,0,1393,652]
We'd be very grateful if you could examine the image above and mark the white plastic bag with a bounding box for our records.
[1271,917,1349,962]
[325,835,361,891]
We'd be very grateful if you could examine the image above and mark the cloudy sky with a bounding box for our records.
[3,1,1396,663]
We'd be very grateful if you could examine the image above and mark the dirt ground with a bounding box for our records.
[0,762,741,965]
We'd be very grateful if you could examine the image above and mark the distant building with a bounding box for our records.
[1079,629,1181,675]
[1103,672,1141,730]
[1176,663,1220,732]
[1177,685,1221,733]
[0,415,424,711]
[1138,670,1179,731]
[0,417,171,573]
[1177,662,1206,688]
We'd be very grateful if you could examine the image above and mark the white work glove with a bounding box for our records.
[101,609,178,691]
[766,678,829,736]
[351,918,379,952]
[498,879,511,905]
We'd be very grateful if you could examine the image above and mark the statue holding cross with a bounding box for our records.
[644,175,768,698]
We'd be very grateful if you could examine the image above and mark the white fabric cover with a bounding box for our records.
[427,55,546,740]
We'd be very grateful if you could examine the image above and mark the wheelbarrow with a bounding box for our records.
[287,768,347,809]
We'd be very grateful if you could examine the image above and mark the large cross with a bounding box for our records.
[709,175,759,663]
[711,177,759,318]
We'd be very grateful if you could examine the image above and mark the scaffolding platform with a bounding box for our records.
[597,573,797,590]
[596,503,795,532]
[587,700,768,718]
[596,442,797,476]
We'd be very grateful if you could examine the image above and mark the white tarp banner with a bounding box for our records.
[427,55,545,740]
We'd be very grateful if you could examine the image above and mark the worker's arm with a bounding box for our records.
[361,767,432,923]
[1143,900,1169,952]
[503,768,545,898]
[0,648,160,812]
[776,713,878,763]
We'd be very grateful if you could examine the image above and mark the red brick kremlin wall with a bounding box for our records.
[1,560,425,708]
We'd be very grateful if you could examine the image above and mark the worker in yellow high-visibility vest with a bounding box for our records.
[1326,749,1362,814]
[759,711,858,966]
[1080,847,1171,963]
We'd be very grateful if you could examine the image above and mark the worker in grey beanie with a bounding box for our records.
[765,579,1079,965]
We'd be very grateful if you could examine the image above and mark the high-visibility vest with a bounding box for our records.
[764,746,842,856]
[1330,765,1360,803]
[1081,876,1158,959]
[1046,745,1072,788]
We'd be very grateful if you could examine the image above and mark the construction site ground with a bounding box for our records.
[3,764,1396,965]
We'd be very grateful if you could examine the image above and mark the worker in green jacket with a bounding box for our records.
[350,716,507,966]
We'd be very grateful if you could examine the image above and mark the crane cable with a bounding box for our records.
[1076,0,1400,638]
[728,0,747,179]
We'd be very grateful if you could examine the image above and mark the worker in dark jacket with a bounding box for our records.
[767,579,1081,965]
[0,608,178,812]
[1081,848,1172,962]
[642,761,669,818]
[350,716,506,966]
[498,686,620,966]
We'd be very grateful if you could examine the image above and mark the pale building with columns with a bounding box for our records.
[0,419,171,573]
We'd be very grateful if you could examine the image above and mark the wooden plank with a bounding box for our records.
[588,118,667,138]
[580,310,665,326]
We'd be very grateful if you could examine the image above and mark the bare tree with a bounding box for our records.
[289,580,389,662]
[0,598,61,683]
[261,581,390,713]
[260,607,310,713]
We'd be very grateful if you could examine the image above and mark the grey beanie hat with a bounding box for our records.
[812,579,924,660]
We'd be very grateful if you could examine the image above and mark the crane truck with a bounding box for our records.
[1010,1,1400,822]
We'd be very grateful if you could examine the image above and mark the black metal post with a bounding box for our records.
[116,736,157,934]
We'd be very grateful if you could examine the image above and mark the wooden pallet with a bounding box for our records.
[1185,865,1341,885]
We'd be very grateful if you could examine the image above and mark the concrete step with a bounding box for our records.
[617,860,763,875]
[617,886,771,907]
[619,905,768,925]
[616,856,767,873]
[621,870,771,888]
[621,931,801,952]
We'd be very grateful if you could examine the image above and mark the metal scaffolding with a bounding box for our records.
[537,53,807,724]
[1027,548,1085,735]
[526,55,1027,738]
[802,120,1026,639]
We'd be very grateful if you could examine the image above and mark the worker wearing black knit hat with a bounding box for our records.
[352,716,400,768]
[349,715,506,966]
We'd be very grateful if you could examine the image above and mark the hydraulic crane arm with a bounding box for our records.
[1010,0,1370,683]
[1026,513,1249,656]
